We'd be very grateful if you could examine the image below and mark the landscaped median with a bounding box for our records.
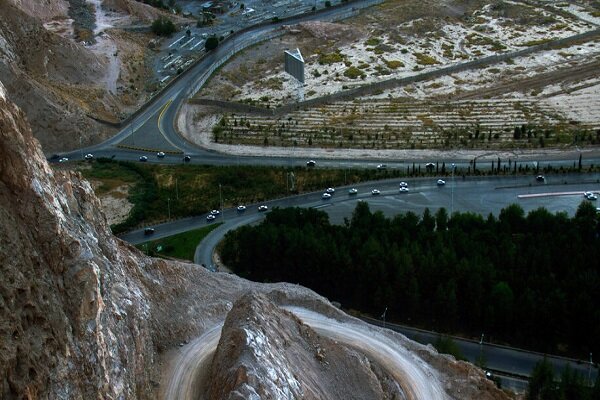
[136,224,223,261]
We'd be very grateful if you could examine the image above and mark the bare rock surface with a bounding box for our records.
[207,292,405,400]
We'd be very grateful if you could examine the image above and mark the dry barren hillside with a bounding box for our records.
[0,0,183,154]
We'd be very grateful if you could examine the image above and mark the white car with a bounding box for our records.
[377,164,387,170]
[586,193,598,201]
[399,186,410,193]
[258,205,268,212]
[399,182,408,187]
[306,160,316,167]
[206,214,216,221]
[371,189,380,195]
[139,156,148,162]
[237,205,246,212]
[437,179,446,186]
[84,153,94,160]
[348,188,358,195]
[322,193,332,200]
[210,209,220,216]
[326,187,335,194]
[58,157,69,163]
[157,151,165,158]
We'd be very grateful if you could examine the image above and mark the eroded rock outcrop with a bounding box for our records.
[207,292,405,400]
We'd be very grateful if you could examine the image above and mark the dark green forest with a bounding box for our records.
[221,201,600,358]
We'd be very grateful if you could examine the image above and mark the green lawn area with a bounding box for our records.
[136,223,222,261]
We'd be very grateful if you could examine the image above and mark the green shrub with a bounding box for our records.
[151,17,176,36]
[344,66,365,79]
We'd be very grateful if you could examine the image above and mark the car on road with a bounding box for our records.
[425,162,435,169]
[206,214,216,222]
[157,151,165,158]
[326,187,335,194]
[322,193,332,200]
[139,156,148,162]
[536,175,545,182]
[371,189,380,195]
[348,188,358,195]
[306,160,316,167]
[183,155,191,162]
[437,179,446,186]
[59,157,69,163]
[377,164,387,170]
[399,186,410,193]
[237,205,246,212]
[144,228,155,235]
[210,209,220,216]
[258,205,268,212]
[84,153,94,160]
[585,192,598,201]
[399,182,408,188]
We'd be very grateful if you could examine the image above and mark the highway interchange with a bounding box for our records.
[55,0,600,395]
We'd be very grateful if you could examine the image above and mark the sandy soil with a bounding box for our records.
[89,180,133,225]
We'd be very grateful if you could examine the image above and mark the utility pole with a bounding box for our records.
[167,197,171,220]
[381,307,388,329]
[219,183,224,221]
[451,163,455,215]
[175,178,179,200]
[478,333,484,367]
[589,353,593,385]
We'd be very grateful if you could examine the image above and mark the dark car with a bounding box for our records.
[183,155,191,162]
[144,228,155,235]
[306,160,316,167]
[536,175,545,182]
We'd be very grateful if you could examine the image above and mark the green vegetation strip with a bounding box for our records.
[136,223,222,261]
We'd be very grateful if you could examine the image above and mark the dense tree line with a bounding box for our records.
[221,202,600,358]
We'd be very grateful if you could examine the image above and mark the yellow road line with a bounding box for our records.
[158,99,173,136]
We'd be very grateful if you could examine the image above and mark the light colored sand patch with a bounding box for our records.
[89,180,133,225]
[540,83,600,127]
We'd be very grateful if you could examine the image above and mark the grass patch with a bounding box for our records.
[365,37,381,46]
[413,52,439,65]
[344,66,366,79]
[136,224,222,261]
[519,38,552,47]
[384,59,404,69]
[318,51,345,65]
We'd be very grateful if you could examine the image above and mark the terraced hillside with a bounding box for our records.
[211,98,599,150]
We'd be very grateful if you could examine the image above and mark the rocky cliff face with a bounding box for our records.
[0,81,513,399]
[0,0,116,153]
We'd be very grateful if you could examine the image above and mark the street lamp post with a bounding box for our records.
[381,307,388,329]
[451,163,455,215]
[589,353,593,385]
[219,183,224,221]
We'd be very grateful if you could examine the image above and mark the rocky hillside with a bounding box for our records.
[0,80,512,399]
[0,0,118,153]
[207,292,405,399]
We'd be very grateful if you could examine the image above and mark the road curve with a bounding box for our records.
[162,307,449,400]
